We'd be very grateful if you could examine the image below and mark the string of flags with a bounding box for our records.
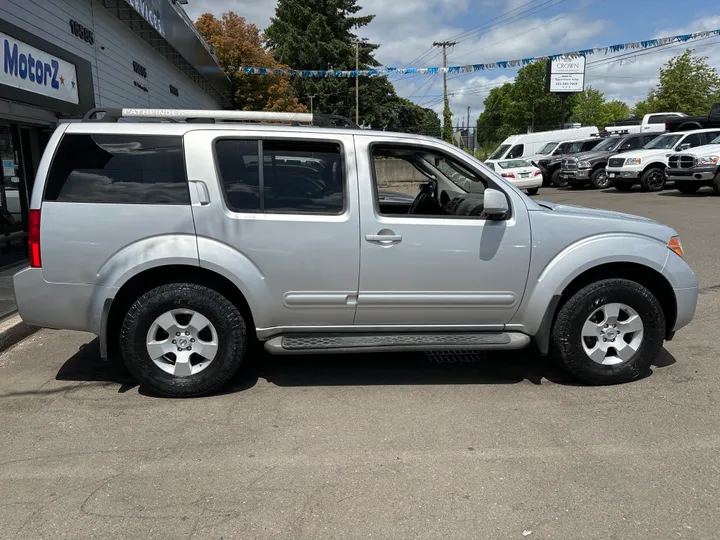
[239,28,720,77]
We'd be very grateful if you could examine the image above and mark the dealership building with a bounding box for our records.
[0,0,230,256]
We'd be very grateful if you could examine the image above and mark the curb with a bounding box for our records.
[0,314,39,353]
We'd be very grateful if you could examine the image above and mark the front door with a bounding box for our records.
[184,130,360,332]
[354,136,532,327]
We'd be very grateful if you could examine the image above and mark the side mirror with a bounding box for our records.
[676,143,691,151]
[484,188,509,219]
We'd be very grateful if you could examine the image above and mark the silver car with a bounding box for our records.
[14,108,699,397]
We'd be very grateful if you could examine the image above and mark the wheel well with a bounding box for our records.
[105,265,256,358]
[643,162,666,173]
[678,122,702,131]
[592,163,605,171]
[558,262,676,337]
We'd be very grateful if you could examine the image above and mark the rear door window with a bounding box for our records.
[44,134,189,204]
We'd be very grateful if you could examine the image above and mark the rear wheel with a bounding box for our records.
[526,187,539,195]
[551,169,567,188]
[611,180,633,191]
[676,181,702,194]
[551,279,665,385]
[590,168,610,189]
[120,283,247,397]
[640,167,666,192]
[712,172,720,195]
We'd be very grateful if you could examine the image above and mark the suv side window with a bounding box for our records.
[215,139,344,215]
[507,144,524,158]
[642,134,658,146]
[622,136,641,150]
[683,133,703,148]
[44,134,189,204]
[648,114,666,124]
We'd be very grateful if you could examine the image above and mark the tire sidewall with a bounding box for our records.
[590,168,609,189]
[712,172,720,195]
[641,167,666,192]
[551,169,567,187]
[553,280,665,384]
[120,284,246,396]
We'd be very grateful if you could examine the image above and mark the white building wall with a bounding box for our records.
[0,0,220,112]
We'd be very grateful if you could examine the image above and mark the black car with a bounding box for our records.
[535,137,605,187]
[559,133,658,189]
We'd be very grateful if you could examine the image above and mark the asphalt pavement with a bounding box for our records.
[1,185,719,539]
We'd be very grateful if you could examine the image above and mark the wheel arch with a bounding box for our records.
[642,162,667,173]
[532,261,676,355]
[103,265,256,360]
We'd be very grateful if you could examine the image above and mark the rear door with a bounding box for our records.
[184,129,360,331]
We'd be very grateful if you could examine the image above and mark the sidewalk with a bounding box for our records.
[0,255,26,319]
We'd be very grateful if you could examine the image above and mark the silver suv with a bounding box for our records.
[14,109,699,397]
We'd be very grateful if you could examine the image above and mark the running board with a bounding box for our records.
[264,332,530,355]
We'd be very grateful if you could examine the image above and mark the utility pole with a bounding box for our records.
[354,40,360,126]
[309,95,316,116]
[466,106,471,149]
[433,40,456,142]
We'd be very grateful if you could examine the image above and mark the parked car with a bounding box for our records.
[560,133,659,189]
[665,103,720,133]
[605,112,686,135]
[665,135,720,194]
[535,137,605,187]
[606,129,720,192]
[485,126,599,164]
[487,159,542,195]
[14,108,698,397]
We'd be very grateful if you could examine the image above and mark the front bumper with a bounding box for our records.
[559,169,591,184]
[666,166,717,182]
[606,168,641,181]
[662,251,699,332]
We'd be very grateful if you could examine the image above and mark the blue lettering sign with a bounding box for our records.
[35,56,43,85]
[51,60,59,89]
[4,40,18,75]
[28,53,35,82]
[44,62,52,87]
[19,53,27,79]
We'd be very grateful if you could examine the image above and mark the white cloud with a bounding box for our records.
[182,0,276,29]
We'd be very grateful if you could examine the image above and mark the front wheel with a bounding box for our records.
[551,169,567,188]
[676,181,702,194]
[120,283,247,397]
[712,172,720,195]
[640,167,666,192]
[551,279,665,385]
[526,187,539,195]
[590,168,610,189]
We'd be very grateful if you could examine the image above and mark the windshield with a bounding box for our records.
[644,134,684,149]
[498,159,530,169]
[593,137,623,152]
[537,142,558,155]
[711,134,720,144]
[488,144,510,160]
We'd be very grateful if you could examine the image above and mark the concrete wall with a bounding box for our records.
[374,159,426,186]
[1,0,220,112]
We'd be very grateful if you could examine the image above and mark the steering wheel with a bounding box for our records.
[409,178,439,215]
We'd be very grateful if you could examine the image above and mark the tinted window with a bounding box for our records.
[215,139,344,214]
[507,144,524,158]
[263,140,344,213]
[648,114,666,124]
[642,134,658,146]
[683,133,703,148]
[45,135,189,204]
[215,140,261,212]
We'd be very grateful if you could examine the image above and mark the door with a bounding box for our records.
[184,130,360,331]
[354,136,532,327]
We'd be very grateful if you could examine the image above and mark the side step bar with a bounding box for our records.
[264,332,530,355]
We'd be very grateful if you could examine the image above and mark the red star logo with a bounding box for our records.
[60,75,65,86]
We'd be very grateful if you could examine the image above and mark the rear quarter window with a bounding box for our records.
[44,134,190,204]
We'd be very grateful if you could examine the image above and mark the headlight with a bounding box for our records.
[577,161,591,168]
[625,158,642,165]
[698,156,719,165]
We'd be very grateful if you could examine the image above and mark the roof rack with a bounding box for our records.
[81,108,359,129]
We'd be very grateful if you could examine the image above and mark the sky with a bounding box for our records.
[183,0,720,125]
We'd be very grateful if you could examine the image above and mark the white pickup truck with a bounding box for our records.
[605,112,686,135]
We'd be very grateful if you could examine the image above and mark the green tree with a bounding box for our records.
[632,99,652,118]
[266,0,407,128]
[570,87,606,128]
[442,100,453,142]
[421,108,442,137]
[602,100,631,124]
[641,49,720,115]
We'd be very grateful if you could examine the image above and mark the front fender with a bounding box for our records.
[509,233,670,335]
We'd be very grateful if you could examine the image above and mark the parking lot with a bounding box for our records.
[1,186,719,540]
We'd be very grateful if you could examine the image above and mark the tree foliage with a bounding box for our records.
[570,88,631,129]
[195,12,305,112]
[442,99,453,142]
[641,50,720,116]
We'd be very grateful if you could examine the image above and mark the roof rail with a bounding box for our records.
[81,108,359,128]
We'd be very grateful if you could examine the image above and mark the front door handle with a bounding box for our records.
[365,231,403,244]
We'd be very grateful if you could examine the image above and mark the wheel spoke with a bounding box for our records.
[155,311,177,332]
[147,340,171,360]
[582,319,602,338]
[195,339,218,361]
[188,311,212,333]
[602,303,620,324]
[614,340,639,362]
[587,341,609,363]
[173,351,193,377]
[618,315,643,334]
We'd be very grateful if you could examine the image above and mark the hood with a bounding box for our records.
[678,143,720,157]
[534,200,657,223]
[568,149,614,161]
[618,148,672,160]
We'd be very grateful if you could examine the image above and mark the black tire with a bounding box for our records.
[551,168,567,188]
[551,279,665,385]
[676,181,702,194]
[640,167,666,192]
[120,283,247,397]
[713,172,720,195]
[526,187,539,196]
[611,180,633,191]
[590,168,610,189]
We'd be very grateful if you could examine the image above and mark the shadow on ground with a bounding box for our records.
[55,338,678,397]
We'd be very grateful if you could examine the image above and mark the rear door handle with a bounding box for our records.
[365,233,403,244]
